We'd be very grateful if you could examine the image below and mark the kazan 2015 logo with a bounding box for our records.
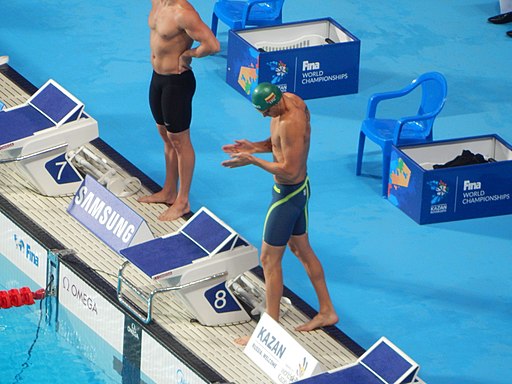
[267,60,289,84]
[428,179,449,214]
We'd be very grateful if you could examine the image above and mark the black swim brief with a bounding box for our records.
[263,177,310,247]
[149,70,196,133]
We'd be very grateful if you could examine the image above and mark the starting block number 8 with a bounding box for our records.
[205,282,243,314]
[214,290,228,309]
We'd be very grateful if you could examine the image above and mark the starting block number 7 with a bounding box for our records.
[45,154,82,184]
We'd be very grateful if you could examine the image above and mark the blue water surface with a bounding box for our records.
[0,257,119,384]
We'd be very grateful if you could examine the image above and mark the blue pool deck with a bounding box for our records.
[1,0,512,383]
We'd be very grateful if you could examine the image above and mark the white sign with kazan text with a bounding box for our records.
[244,313,324,383]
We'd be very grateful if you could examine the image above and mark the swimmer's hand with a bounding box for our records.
[178,55,192,73]
[222,139,256,154]
[221,152,253,168]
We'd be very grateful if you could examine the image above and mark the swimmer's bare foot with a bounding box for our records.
[137,190,175,205]
[234,335,250,346]
[295,311,339,332]
[158,202,190,221]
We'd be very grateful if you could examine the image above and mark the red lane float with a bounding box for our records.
[0,287,45,309]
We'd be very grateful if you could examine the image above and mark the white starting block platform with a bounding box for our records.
[0,79,98,196]
[118,207,260,326]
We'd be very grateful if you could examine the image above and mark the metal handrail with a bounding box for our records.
[0,142,68,164]
[117,261,227,324]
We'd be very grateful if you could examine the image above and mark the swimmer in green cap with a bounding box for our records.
[251,82,282,113]
[222,83,339,345]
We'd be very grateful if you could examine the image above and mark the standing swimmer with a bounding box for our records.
[222,83,339,344]
[138,0,220,221]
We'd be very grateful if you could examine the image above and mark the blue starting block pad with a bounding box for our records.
[0,79,98,196]
[118,207,260,326]
[121,207,238,279]
[295,337,420,384]
[0,79,84,146]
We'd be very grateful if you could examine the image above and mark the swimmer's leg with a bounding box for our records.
[138,124,178,205]
[158,129,194,221]
[288,233,338,331]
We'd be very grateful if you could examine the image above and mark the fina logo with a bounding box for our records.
[302,60,320,71]
[463,180,482,191]
[13,234,39,267]
[14,234,25,253]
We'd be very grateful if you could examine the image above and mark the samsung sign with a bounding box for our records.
[67,175,153,253]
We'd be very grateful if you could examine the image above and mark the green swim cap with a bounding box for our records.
[252,83,282,111]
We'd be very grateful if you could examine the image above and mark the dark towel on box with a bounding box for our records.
[433,149,496,169]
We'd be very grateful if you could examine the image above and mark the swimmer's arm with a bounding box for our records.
[236,151,301,181]
[179,9,220,58]
[252,138,273,153]
[221,138,273,168]
[222,138,272,154]
[223,123,304,181]
[251,122,304,180]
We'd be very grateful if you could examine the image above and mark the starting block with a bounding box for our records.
[0,79,98,196]
[295,337,421,384]
[117,207,260,326]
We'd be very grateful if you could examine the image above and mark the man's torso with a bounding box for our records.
[149,0,193,74]
[270,94,311,185]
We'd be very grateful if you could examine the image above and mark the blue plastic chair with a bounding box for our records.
[355,72,447,197]
[211,0,285,36]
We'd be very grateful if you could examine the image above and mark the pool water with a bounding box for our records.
[0,282,120,384]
